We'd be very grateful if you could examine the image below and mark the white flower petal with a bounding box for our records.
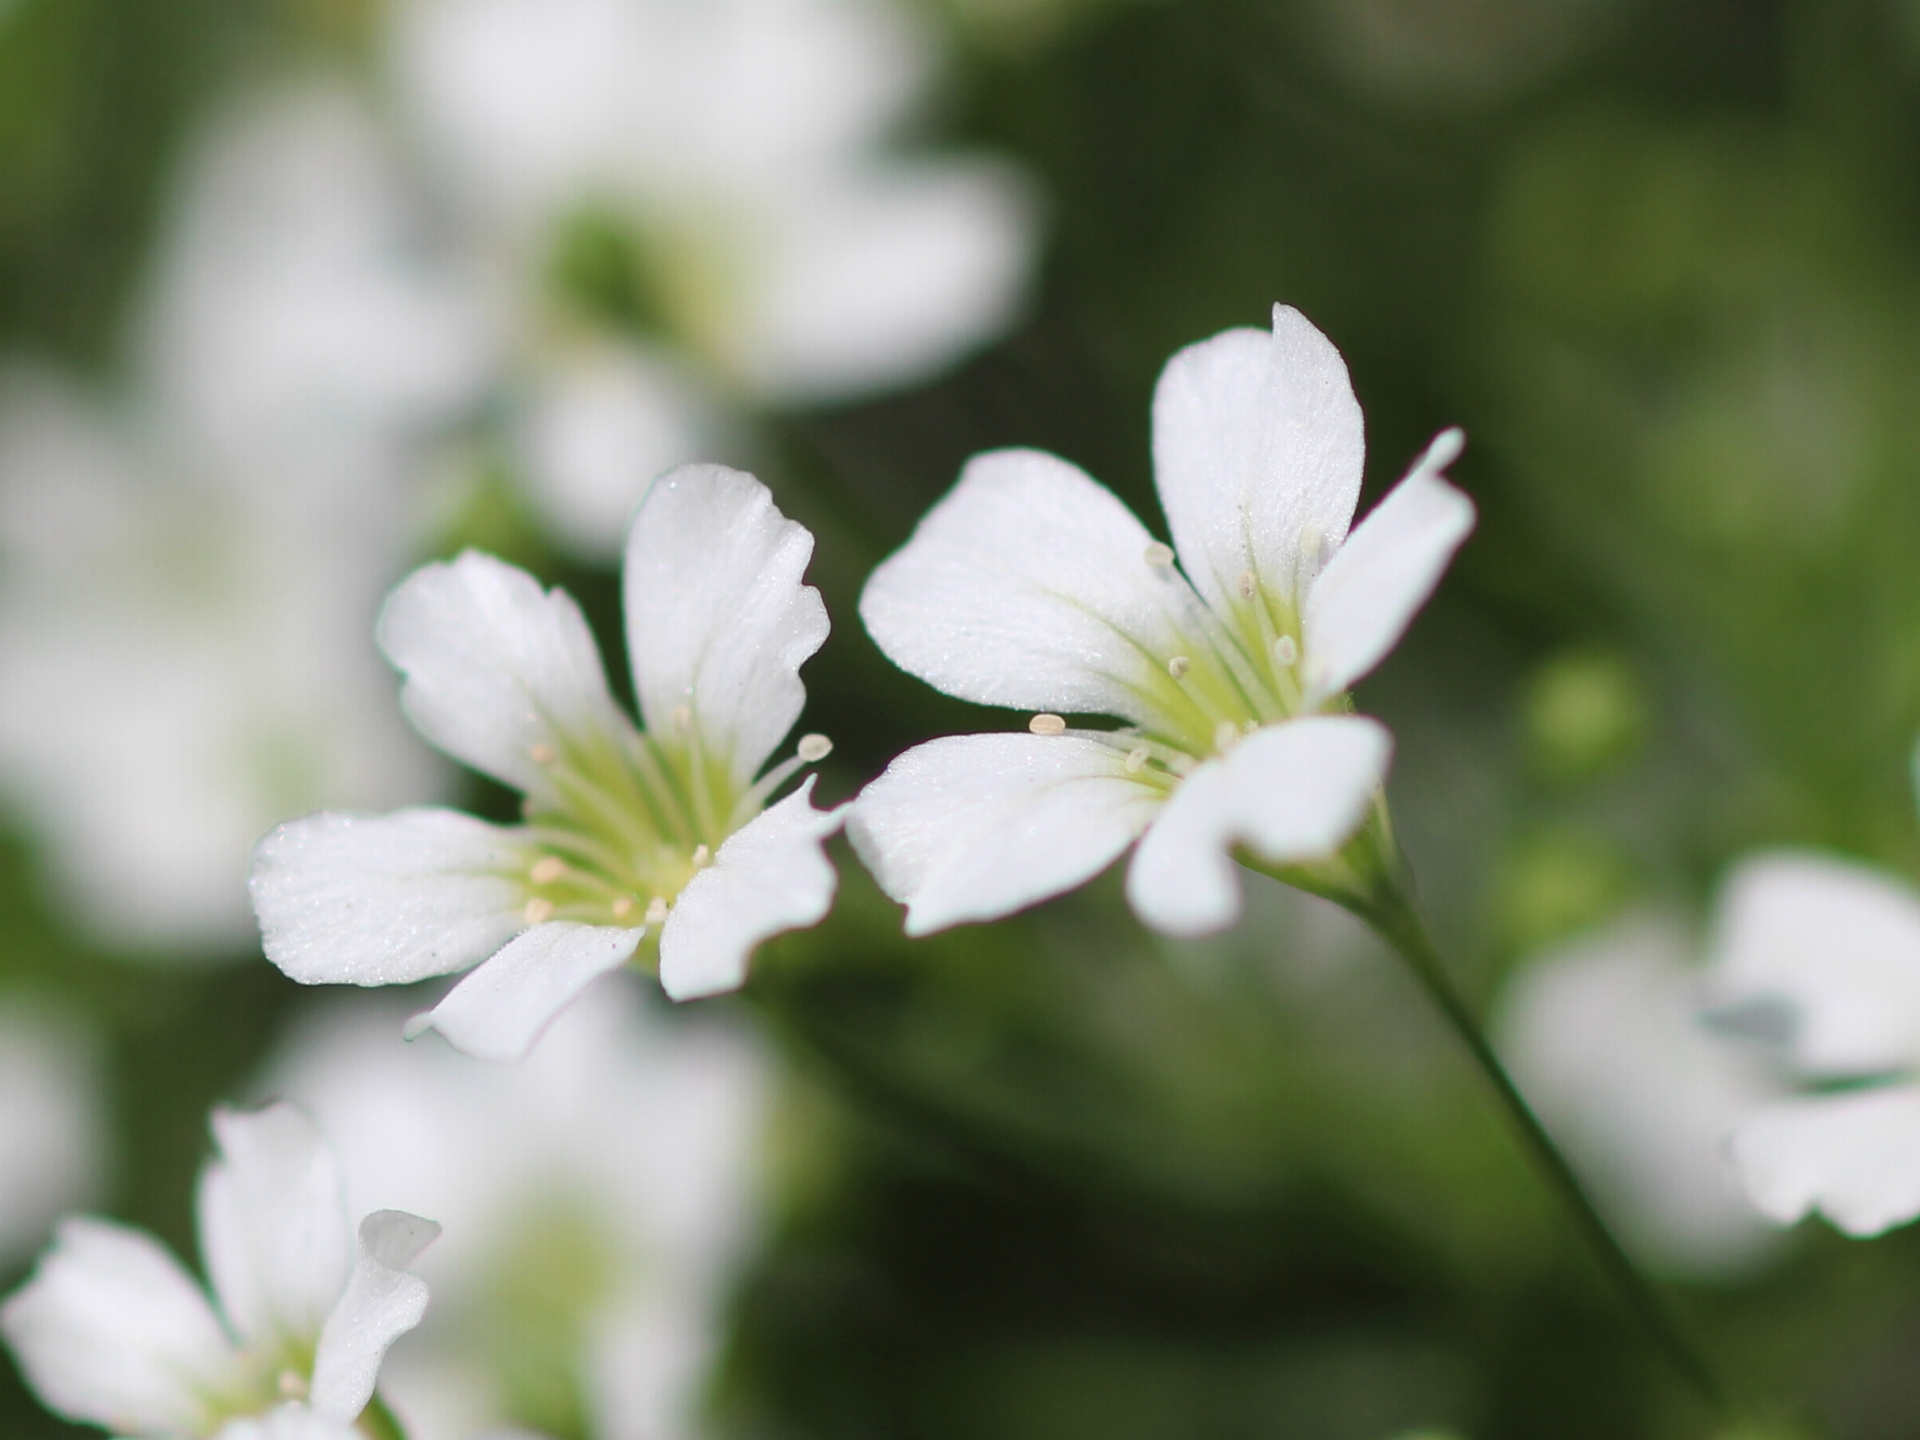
[513,342,720,562]
[377,550,634,801]
[1493,918,1782,1278]
[1731,1087,1920,1236]
[1302,429,1472,706]
[623,465,828,786]
[859,448,1208,727]
[1150,305,1364,617]
[0,1216,233,1435]
[1707,852,1920,1076]
[197,1104,355,1357]
[408,921,641,1062]
[659,778,841,999]
[846,732,1161,936]
[736,160,1036,403]
[252,809,530,987]
[215,1404,365,1440]
[309,1209,440,1423]
[1126,716,1389,936]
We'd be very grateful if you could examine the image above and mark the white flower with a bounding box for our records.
[0,82,486,952]
[0,998,106,1265]
[390,0,1037,559]
[1494,917,1782,1278]
[1702,850,1920,1237]
[250,464,841,1060]
[255,983,769,1440]
[0,1102,438,1439]
[848,305,1474,936]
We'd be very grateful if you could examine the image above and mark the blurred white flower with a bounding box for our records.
[0,998,106,1265]
[391,0,1039,558]
[0,81,491,953]
[849,305,1474,937]
[256,983,771,1440]
[1,1102,438,1439]
[251,465,841,1060]
[1495,917,1782,1278]
[1703,852,1920,1237]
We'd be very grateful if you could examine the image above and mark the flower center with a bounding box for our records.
[516,723,829,931]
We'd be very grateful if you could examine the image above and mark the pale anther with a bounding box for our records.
[691,844,711,868]
[611,896,635,920]
[1029,713,1067,736]
[797,733,833,762]
[1124,746,1149,774]
[524,897,555,924]
[672,704,692,732]
[529,856,566,884]
[1299,524,1327,569]
[277,1369,308,1401]
[1143,541,1175,568]
[1167,655,1191,679]
[1272,634,1298,666]
[1237,570,1256,600]
[645,896,669,926]
[1214,720,1240,753]
[529,742,557,766]
[1169,753,1197,777]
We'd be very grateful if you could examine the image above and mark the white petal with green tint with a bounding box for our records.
[214,1405,364,1440]
[197,1105,354,1359]
[660,779,841,1000]
[309,1209,439,1423]
[1126,716,1390,936]
[624,464,828,787]
[860,448,1212,731]
[378,550,633,804]
[1732,1087,1920,1236]
[848,731,1162,936]
[251,808,529,986]
[1302,429,1473,707]
[406,920,642,1062]
[1708,853,1920,1077]
[1151,305,1364,616]
[0,1217,234,1437]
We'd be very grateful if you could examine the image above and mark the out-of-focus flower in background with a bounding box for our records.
[1495,916,1782,1279]
[250,466,840,1059]
[0,81,488,954]
[0,996,104,1266]
[258,984,770,1440]
[851,306,1472,938]
[1704,850,1920,1238]
[390,0,1039,558]
[1,1102,438,1439]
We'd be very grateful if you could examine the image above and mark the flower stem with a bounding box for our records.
[357,1394,410,1440]
[1346,874,1729,1414]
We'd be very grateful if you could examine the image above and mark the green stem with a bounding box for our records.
[356,1393,409,1440]
[1323,862,1729,1415]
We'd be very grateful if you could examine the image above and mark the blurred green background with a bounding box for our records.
[7,0,1920,1437]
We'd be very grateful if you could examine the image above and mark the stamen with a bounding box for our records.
[1124,746,1149,774]
[524,897,555,924]
[1144,541,1174,568]
[1167,656,1191,679]
[529,856,566,885]
[797,733,833,762]
[1238,570,1257,600]
[691,844,711,868]
[530,742,557,766]
[612,896,636,920]
[1272,634,1298,666]
[1214,720,1241,754]
[1029,713,1067,736]
[672,705,692,732]
[1299,524,1329,572]
[1169,753,1197,777]
[278,1370,308,1400]
[645,896,669,926]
